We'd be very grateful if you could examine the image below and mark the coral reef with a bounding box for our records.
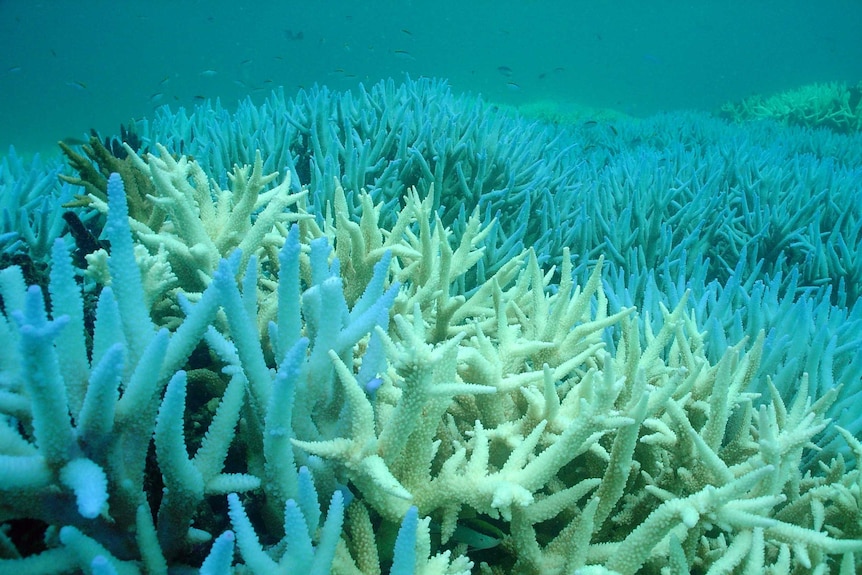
[2,78,862,573]
[135,78,862,302]
[720,81,862,133]
[115,78,862,449]
[2,148,862,573]
[0,150,72,274]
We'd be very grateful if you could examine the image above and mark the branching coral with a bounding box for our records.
[3,73,862,575]
[0,150,72,274]
[104,79,862,452]
[59,133,159,227]
[720,81,862,133]
[81,145,310,326]
[3,147,862,574]
[53,80,862,446]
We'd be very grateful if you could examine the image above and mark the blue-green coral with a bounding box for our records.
[2,78,862,574]
[128,78,862,444]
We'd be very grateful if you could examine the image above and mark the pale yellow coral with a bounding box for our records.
[84,145,310,311]
[49,149,862,573]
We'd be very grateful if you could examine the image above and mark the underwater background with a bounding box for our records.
[2,0,862,155]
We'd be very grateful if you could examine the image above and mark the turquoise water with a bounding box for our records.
[2,0,861,156]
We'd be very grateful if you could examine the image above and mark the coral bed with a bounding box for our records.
[720,81,862,133]
[2,78,862,574]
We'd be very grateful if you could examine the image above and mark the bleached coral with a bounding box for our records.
[720,81,862,133]
[84,144,309,324]
[3,146,862,575]
[57,79,862,447]
[295,187,862,572]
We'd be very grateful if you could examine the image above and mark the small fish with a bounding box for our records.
[149,92,164,103]
[497,65,513,77]
[60,137,87,147]
[393,49,415,60]
[401,28,412,36]
[240,59,253,66]
[193,95,207,101]
[452,523,501,551]
[66,80,88,90]
[7,66,22,73]
[506,82,521,91]
[158,75,171,85]
[200,69,217,77]
[429,519,502,551]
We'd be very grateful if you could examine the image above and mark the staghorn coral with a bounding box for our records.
[81,145,310,327]
[135,78,862,302]
[0,150,74,272]
[123,80,862,442]
[75,81,862,444]
[59,132,159,227]
[720,81,862,133]
[2,152,862,574]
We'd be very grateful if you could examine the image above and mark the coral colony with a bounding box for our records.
[2,77,862,574]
